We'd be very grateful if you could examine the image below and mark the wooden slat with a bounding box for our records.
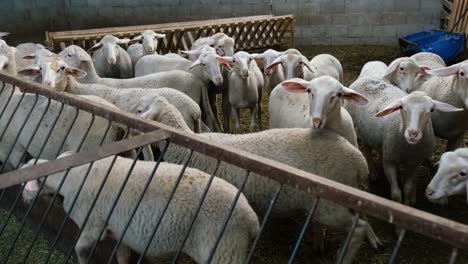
[44,15,295,54]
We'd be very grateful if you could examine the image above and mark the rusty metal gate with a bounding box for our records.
[0,72,467,263]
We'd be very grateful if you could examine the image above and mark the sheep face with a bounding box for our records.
[281,76,368,129]
[427,61,468,109]
[0,41,14,72]
[59,45,93,69]
[21,159,53,204]
[265,49,313,80]
[375,91,463,144]
[215,36,234,57]
[130,30,165,54]
[189,50,227,86]
[384,57,429,93]
[88,35,130,65]
[426,150,468,203]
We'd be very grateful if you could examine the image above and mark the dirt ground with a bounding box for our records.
[215,45,468,264]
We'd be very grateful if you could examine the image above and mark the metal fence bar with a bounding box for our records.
[171,160,221,264]
[136,149,194,264]
[245,185,283,264]
[102,142,170,264]
[336,213,361,264]
[206,170,251,263]
[288,198,321,264]
[0,84,16,121]
[389,229,407,264]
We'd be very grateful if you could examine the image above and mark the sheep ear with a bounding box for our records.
[420,66,431,74]
[249,53,263,60]
[375,101,401,117]
[433,100,464,112]
[265,56,282,72]
[18,65,41,77]
[0,32,9,39]
[341,87,369,105]
[87,42,103,53]
[301,59,314,73]
[77,51,92,62]
[182,49,202,56]
[188,59,202,70]
[216,56,233,64]
[427,63,462,76]
[128,35,142,44]
[58,151,77,158]
[281,79,309,93]
[65,66,87,78]
[155,33,166,39]
[383,58,401,80]
[117,38,130,45]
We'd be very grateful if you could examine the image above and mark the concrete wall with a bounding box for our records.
[0,0,441,46]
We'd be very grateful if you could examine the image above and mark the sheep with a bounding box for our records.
[21,153,259,264]
[345,78,463,205]
[64,75,205,132]
[309,54,343,82]
[251,49,284,95]
[411,52,446,70]
[357,61,387,80]
[189,33,235,61]
[385,56,468,151]
[15,43,46,69]
[221,51,264,132]
[425,148,468,203]
[55,45,220,132]
[0,38,17,76]
[0,92,121,171]
[135,96,381,264]
[127,30,166,67]
[88,35,133,78]
[269,76,368,147]
[264,48,314,81]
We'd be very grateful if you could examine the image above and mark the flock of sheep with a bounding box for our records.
[0,28,467,263]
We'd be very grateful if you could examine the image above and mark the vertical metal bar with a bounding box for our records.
[136,149,194,264]
[336,213,361,264]
[105,142,171,264]
[21,121,113,263]
[287,198,321,264]
[389,229,406,264]
[86,144,153,264]
[171,160,222,264]
[448,248,458,264]
[0,92,26,143]
[0,94,39,172]
[206,170,251,264]
[0,102,66,238]
[245,185,283,264]
[0,84,16,121]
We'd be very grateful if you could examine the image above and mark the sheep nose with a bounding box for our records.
[215,76,223,85]
[108,58,116,65]
[425,186,435,197]
[42,80,53,87]
[147,47,154,53]
[264,69,272,76]
[409,130,419,138]
[312,118,322,129]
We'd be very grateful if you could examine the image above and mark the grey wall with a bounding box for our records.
[0,0,441,46]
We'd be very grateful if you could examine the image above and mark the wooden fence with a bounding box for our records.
[44,15,295,54]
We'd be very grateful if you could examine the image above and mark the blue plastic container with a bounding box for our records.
[399,30,465,63]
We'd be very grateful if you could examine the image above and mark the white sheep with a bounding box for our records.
[269,76,368,147]
[309,54,343,82]
[55,45,220,132]
[127,30,166,67]
[0,92,121,171]
[221,51,264,132]
[425,148,468,203]
[88,35,133,78]
[357,61,387,80]
[0,39,17,76]
[345,78,462,205]
[251,49,284,95]
[64,75,205,132]
[385,56,468,151]
[411,52,446,70]
[22,153,259,264]
[15,43,46,69]
[189,33,235,61]
[264,48,314,81]
[135,96,381,264]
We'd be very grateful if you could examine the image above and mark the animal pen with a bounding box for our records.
[0,14,467,264]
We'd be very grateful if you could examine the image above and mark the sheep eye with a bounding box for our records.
[337,93,342,97]
[399,67,404,71]
[461,72,465,76]
[67,54,72,57]
[430,107,434,112]
[201,63,206,67]
[136,109,143,114]
[307,89,311,94]
[460,172,467,177]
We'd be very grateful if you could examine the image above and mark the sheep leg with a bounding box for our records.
[75,236,94,264]
[361,144,378,182]
[446,135,465,151]
[383,160,402,203]
[403,169,418,206]
[249,105,258,131]
[231,106,241,132]
[257,87,263,130]
[222,85,231,133]
[208,90,222,132]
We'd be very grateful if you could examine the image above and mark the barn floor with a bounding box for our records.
[0,45,467,263]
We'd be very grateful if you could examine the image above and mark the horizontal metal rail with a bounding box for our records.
[1,73,468,250]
